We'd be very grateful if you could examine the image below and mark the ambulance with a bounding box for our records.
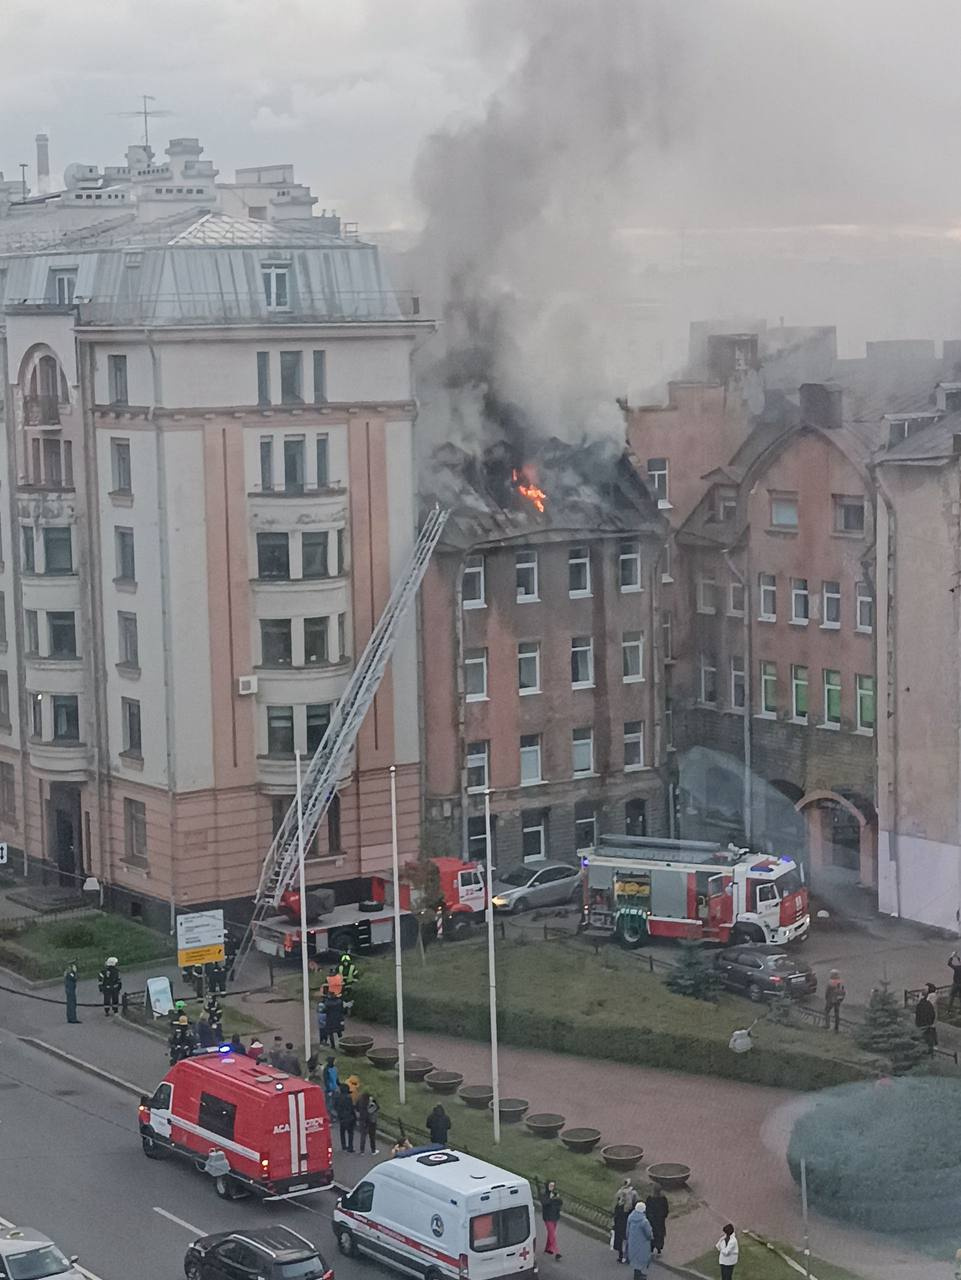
[137,1049,333,1200]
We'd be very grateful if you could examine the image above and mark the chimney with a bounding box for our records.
[35,133,49,195]
[707,333,759,384]
[799,382,844,430]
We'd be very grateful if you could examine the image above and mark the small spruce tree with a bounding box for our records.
[854,980,927,1074]
[771,983,794,1025]
[665,941,721,1002]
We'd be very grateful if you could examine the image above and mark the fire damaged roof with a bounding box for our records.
[423,438,666,551]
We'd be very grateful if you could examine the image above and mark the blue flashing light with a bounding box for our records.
[218,1043,232,1053]
[580,856,590,867]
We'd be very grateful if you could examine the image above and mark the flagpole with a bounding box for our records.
[295,751,312,1064]
[390,765,406,1104]
[484,787,500,1143]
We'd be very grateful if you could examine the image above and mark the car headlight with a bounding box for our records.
[491,896,508,908]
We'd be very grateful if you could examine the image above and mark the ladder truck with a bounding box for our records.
[234,505,449,974]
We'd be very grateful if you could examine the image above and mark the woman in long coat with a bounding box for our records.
[625,1202,653,1278]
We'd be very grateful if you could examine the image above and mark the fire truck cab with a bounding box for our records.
[583,835,809,947]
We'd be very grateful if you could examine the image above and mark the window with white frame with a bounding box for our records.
[647,457,669,504]
[699,654,718,705]
[731,655,746,710]
[624,720,644,770]
[462,554,485,608]
[518,641,540,694]
[108,356,128,406]
[572,726,593,776]
[823,669,841,727]
[856,674,876,732]
[717,486,738,521]
[622,631,644,682]
[760,660,777,716]
[568,546,591,597]
[833,494,865,534]
[661,538,673,582]
[574,800,596,851]
[262,266,290,310]
[728,579,745,615]
[696,572,718,614]
[791,664,809,722]
[464,649,488,701]
[53,271,77,306]
[466,740,489,793]
[758,573,776,621]
[856,582,874,633]
[822,580,841,628]
[520,734,542,785]
[571,636,594,687]
[515,548,538,601]
[790,578,809,624]
[618,541,641,592]
[521,809,547,861]
[661,610,674,662]
[770,493,799,528]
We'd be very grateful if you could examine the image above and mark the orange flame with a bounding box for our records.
[512,466,547,514]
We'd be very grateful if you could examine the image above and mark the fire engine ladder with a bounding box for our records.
[232,504,449,975]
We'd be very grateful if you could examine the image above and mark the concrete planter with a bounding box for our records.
[338,1034,374,1057]
[647,1162,691,1190]
[491,1097,529,1124]
[425,1070,464,1095]
[601,1144,644,1171]
[459,1084,494,1109]
[560,1127,602,1153]
[403,1056,434,1082]
[525,1113,565,1138]
[366,1046,400,1070]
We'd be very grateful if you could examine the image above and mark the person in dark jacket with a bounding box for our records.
[612,1180,638,1262]
[916,982,939,1053]
[228,1033,247,1056]
[98,957,122,1016]
[196,1015,215,1049]
[426,1104,451,1145]
[168,1016,196,1064]
[644,1185,669,1255]
[63,961,80,1024]
[357,1093,380,1154]
[540,1181,563,1260]
[281,1041,302,1076]
[335,1083,357,1151]
[324,994,344,1051]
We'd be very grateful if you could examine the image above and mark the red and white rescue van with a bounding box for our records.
[582,835,809,947]
[138,1050,333,1200]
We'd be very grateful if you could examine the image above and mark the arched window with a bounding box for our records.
[20,346,68,426]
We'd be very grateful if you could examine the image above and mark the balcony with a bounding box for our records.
[28,737,91,779]
[24,396,61,427]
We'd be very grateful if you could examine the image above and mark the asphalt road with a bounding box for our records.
[0,1036,376,1280]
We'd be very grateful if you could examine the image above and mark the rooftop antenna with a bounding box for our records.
[114,95,174,149]
[18,163,28,201]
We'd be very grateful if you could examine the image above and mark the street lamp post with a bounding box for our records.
[295,752,312,1066]
[389,765,407,1105]
[484,787,501,1143]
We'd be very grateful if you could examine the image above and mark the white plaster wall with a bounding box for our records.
[878,828,961,931]
[91,343,154,406]
[326,337,411,403]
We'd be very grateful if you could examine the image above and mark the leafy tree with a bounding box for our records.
[854,980,926,1074]
[664,941,721,1002]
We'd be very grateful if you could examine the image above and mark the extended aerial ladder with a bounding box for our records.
[233,504,449,974]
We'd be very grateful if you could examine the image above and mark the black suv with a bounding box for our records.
[184,1227,333,1280]
[714,944,817,1002]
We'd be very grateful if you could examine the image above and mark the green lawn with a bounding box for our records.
[0,911,173,980]
[690,1235,866,1280]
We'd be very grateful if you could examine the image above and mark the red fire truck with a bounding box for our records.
[582,835,809,947]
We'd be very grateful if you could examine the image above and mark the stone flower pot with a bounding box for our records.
[525,1113,565,1139]
[491,1097,528,1124]
[425,1070,464,1095]
[366,1046,400,1070]
[338,1034,374,1057]
[601,1143,644,1171]
[560,1126,602,1154]
[458,1084,494,1109]
[403,1056,434,1082]
[647,1162,692,1190]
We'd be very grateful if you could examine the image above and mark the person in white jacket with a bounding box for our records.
[716,1224,739,1279]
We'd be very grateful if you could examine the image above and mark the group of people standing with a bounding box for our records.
[609,1180,669,1275]
[321,1058,380,1153]
[315,953,358,1050]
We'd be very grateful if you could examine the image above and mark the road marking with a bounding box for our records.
[0,1212,106,1280]
[152,1207,206,1237]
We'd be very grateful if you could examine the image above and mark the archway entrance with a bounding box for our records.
[795,790,877,892]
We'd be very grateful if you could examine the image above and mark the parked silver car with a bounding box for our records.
[0,1228,84,1280]
[490,861,582,912]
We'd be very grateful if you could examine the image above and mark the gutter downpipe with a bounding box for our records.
[871,460,901,918]
[723,546,752,844]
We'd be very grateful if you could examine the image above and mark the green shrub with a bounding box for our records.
[49,922,98,949]
[664,941,721,1002]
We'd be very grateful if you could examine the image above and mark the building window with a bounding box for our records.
[822,580,841,629]
[467,813,494,862]
[30,693,42,739]
[758,573,776,621]
[515,549,538,602]
[54,271,77,306]
[111,438,132,493]
[823,669,841,727]
[571,636,594,688]
[661,610,674,662]
[856,674,876,733]
[122,697,142,756]
[520,734,542,785]
[574,800,596,852]
[716,486,738,521]
[521,809,547,861]
[302,531,329,578]
[114,527,134,582]
[25,610,39,656]
[42,527,72,576]
[0,674,9,728]
[260,618,292,667]
[466,740,489,793]
[647,457,669,504]
[257,532,289,579]
[856,582,874,633]
[43,437,63,487]
[622,631,644,682]
[618,541,641,592]
[462,554,485,608]
[625,798,647,837]
[327,792,341,850]
[337,612,348,660]
[731,655,746,711]
[699,654,718,705]
[262,267,289,310]
[770,494,799,528]
[118,612,138,667]
[759,660,777,717]
[108,355,128,406]
[465,649,488,701]
[791,664,809,722]
[52,694,79,742]
[21,527,35,575]
[0,762,15,818]
[280,351,303,405]
[790,578,809,624]
[568,546,591,597]
[624,720,644,770]
[259,438,274,491]
[313,350,327,404]
[280,438,304,494]
[661,538,673,582]
[304,616,329,665]
[266,705,295,756]
[48,612,77,659]
[257,351,271,406]
[124,798,147,866]
[696,572,718,614]
[728,580,745,616]
[0,593,6,646]
[833,494,865,534]
[316,435,329,488]
[306,703,332,754]
[518,641,540,694]
[572,726,594,776]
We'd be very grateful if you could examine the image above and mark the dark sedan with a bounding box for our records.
[185,1227,333,1280]
[714,945,817,1002]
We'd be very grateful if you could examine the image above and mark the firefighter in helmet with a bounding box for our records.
[337,951,359,1007]
[98,957,122,1017]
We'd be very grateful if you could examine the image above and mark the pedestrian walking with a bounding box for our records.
[426,1104,451,1145]
[612,1179,638,1262]
[281,1041,302,1076]
[716,1224,739,1280]
[540,1180,563,1260]
[916,982,939,1053]
[625,1200,652,1280]
[335,1083,357,1152]
[97,956,122,1016]
[316,1001,328,1046]
[824,969,846,1032]
[324,994,344,1051]
[949,953,961,1010]
[357,1093,380,1154]
[63,960,80,1024]
[645,1184,669,1256]
[322,1057,340,1114]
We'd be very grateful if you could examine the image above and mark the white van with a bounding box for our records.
[332,1146,538,1278]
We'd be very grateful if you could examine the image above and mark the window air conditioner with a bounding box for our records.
[237,675,258,696]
